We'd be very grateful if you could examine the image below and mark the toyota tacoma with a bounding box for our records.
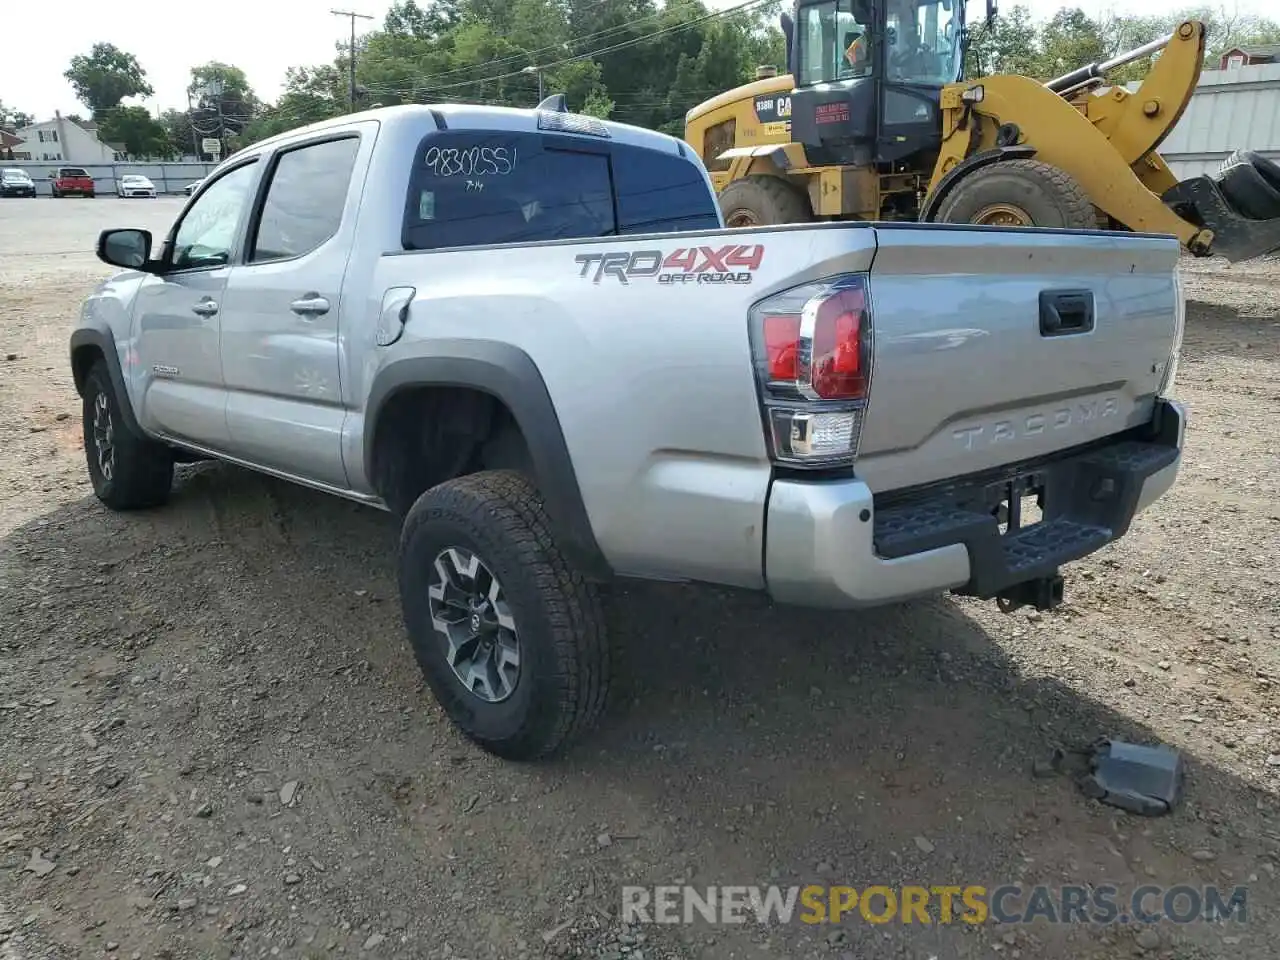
[69,101,1187,760]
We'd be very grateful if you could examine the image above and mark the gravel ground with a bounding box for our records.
[1,198,1278,960]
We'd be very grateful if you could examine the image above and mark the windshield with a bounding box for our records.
[797,0,962,86]
[2,169,30,180]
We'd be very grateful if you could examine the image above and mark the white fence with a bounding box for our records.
[1,161,221,196]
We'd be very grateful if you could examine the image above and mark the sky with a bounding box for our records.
[0,0,1274,122]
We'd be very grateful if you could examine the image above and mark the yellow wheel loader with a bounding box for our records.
[683,0,1280,261]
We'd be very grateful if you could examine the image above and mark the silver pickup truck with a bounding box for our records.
[71,101,1187,760]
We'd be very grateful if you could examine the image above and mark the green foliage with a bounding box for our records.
[240,0,789,145]
[64,43,154,116]
[188,62,261,151]
[99,106,173,159]
[0,101,35,129]
[966,4,1280,82]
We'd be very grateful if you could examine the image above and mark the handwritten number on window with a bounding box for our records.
[423,145,517,178]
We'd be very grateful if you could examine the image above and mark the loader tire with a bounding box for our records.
[934,159,1099,231]
[1217,150,1280,221]
[718,175,812,227]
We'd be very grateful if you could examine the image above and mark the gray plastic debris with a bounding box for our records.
[1077,739,1184,816]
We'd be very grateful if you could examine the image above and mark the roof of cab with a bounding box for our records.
[224,102,688,166]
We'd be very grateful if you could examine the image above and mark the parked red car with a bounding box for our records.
[50,167,95,198]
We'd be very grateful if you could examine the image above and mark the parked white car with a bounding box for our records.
[117,175,157,198]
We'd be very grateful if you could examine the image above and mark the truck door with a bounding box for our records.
[132,159,260,447]
[217,131,368,490]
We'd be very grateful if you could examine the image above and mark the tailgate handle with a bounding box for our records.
[1039,290,1095,337]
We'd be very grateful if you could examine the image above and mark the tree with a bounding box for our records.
[247,0,786,139]
[99,106,173,159]
[0,100,34,130]
[187,62,260,151]
[64,43,153,116]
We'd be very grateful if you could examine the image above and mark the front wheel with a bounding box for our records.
[398,470,610,760]
[82,361,174,510]
[934,159,1100,230]
[718,175,813,228]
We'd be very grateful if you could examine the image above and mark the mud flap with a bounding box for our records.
[1163,175,1280,262]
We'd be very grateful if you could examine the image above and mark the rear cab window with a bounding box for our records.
[402,126,719,251]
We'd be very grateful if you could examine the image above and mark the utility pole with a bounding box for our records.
[331,9,374,111]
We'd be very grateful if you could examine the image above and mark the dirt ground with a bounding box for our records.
[1,198,1278,960]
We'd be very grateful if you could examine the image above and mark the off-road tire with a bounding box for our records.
[1217,150,1280,221]
[398,470,610,760]
[718,175,813,227]
[82,361,174,510]
[935,159,1100,230]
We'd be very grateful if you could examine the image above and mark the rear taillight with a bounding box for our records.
[749,275,872,468]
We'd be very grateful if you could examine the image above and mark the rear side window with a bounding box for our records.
[250,136,360,262]
[611,146,720,234]
[404,133,614,250]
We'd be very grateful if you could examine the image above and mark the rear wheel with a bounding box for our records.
[398,470,610,760]
[1218,150,1280,220]
[935,159,1100,230]
[718,175,812,227]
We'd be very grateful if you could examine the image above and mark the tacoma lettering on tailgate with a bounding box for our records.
[575,245,764,285]
[952,396,1121,451]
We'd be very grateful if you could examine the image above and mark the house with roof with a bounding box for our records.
[0,128,22,160]
[1218,43,1280,71]
[10,112,124,163]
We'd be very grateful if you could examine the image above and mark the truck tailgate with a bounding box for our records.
[856,226,1182,494]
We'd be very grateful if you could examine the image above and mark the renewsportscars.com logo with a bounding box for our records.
[575,244,765,285]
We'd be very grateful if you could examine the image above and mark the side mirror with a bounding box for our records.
[97,228,154,271]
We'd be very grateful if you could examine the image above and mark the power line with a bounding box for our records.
[332,8,376,110]
[417,0,775,97]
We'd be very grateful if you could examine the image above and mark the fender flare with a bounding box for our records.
[919,145,1038,223]
[69,326,143,436]
[364,339,611,580]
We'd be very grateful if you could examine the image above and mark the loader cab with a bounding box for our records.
[784,0,964,166]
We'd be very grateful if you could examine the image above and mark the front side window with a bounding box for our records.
[250,137,360,262]
[799,0,873,86]
[170,161,258,270]
[403,133,614,250]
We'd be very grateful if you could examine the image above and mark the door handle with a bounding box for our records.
[191,299,219,318]
[290,295,331,317]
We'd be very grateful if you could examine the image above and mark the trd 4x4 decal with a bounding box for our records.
[575,245,764,285]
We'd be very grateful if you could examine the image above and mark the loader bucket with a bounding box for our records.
[1163,175,1280,262]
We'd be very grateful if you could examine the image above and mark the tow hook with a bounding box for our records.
[996,573,1065,613]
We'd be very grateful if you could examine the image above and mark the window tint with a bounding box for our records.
[612,146,720,234]
[250,137,360,262]
[403,133,614,250]
[170,162,257,270]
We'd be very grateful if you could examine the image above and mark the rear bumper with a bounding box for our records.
[764,398,1186,609]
